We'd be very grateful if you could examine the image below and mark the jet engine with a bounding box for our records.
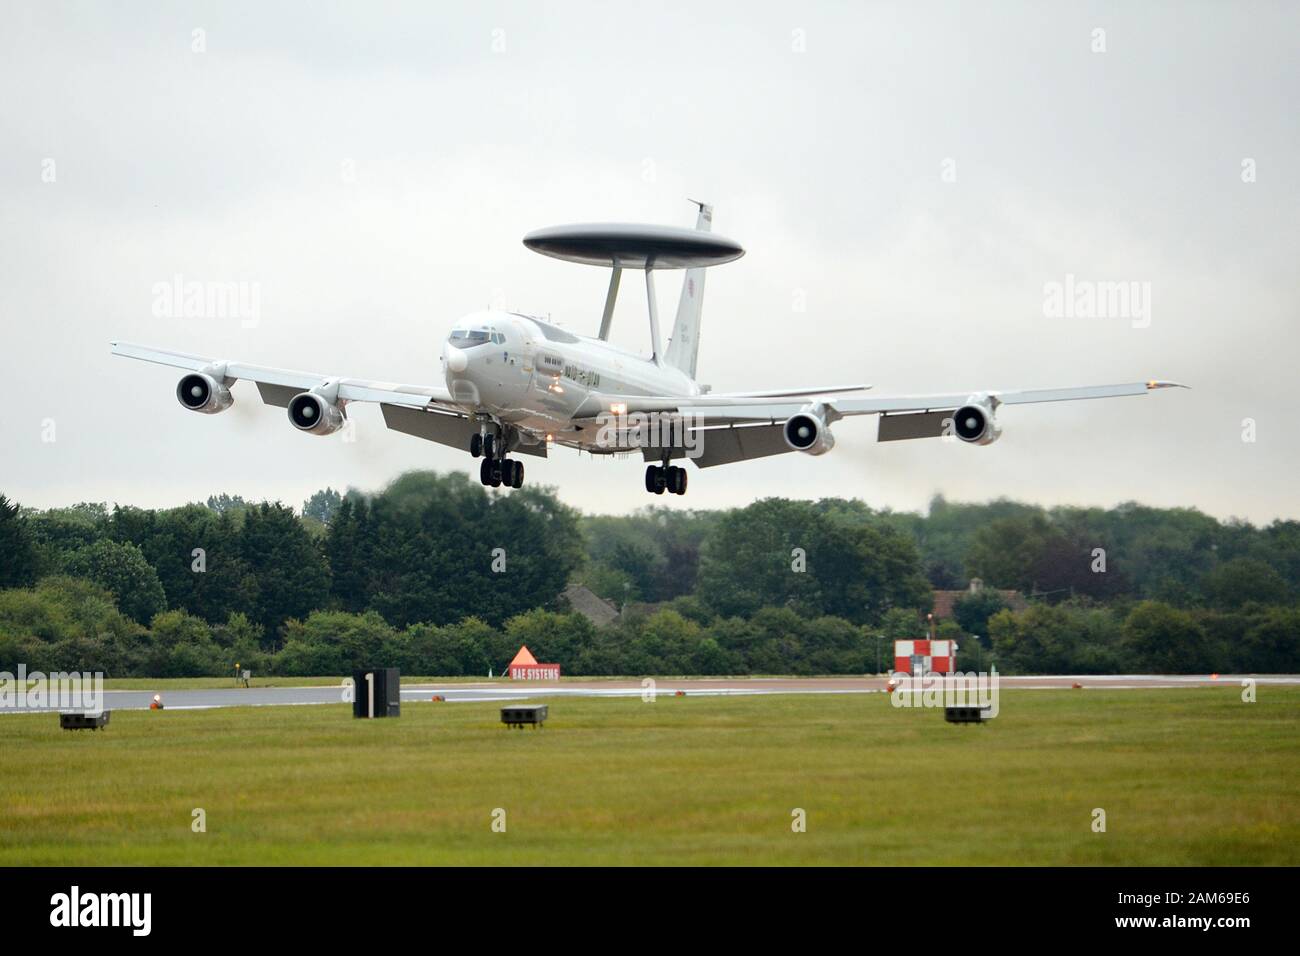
[288,391,346,435]
[176,372,233,414]
[783,410,836,455]
[951,398,1002,446]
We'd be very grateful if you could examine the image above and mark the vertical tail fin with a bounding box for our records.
[663,201,712,378]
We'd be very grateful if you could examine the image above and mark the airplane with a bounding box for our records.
[111,202,1185,496]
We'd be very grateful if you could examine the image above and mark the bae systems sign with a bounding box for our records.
[507,645,561,680]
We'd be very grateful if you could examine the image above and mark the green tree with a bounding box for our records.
[277,610,397,674]
[302,487,344,525]
[988,605,1071,673]
[204,493,249,515]
[952,589,1008,640]
[110,504,258,625]
[363,472,583,628]
[502,608,598,668]
[325,496,373,613]
[1121,601,1216,673]
[1201,557,1290,610]
[0,495,39,589]
[0,576,142,674]
[1237,607,1300,672]
[65,539,167,624]
[239,503,331,638]
[141,610,224,676]
[697,498,928,624]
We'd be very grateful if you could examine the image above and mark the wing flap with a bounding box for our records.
[381,403,476,451]
[379,404,548,458]
[256,382,300,408]
[878,410,954,442]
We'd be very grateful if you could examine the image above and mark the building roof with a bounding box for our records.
[931,580,1028,619]
[562,584,620,627]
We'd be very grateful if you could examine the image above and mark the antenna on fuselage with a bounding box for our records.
[521,210,743,365]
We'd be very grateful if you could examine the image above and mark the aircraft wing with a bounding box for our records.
[702,384,871,399]
[110,341,456,410]
[577,380,1184,421]
[576,380,1187,467]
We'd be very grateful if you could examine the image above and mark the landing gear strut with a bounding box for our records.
[645,463,687,496]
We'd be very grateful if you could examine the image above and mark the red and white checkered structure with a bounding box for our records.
[893,639,954,675]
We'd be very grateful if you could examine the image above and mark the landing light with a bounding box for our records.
[609,402,627,415]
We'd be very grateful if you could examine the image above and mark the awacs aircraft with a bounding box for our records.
[111,203,1184,495]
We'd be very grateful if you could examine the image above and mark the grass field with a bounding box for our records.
[2,687,1297,865]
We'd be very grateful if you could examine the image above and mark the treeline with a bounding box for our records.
[2,478,1299,677]
[4,574,1296,677]
[576,495,1300,612]
[1,473,583,637]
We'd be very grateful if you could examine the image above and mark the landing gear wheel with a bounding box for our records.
[469,433,483,458]
[502,459,518,487]
[511,460,524,488]
[482,433,496,459]
[489,461,502,488]
[645,465,658,494]
[653,466,667,495]
[669,466,687,495]
[479,458,493,485]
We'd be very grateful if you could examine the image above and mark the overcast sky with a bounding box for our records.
[2,1,1297,523]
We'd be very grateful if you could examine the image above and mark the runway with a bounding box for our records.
[4,674,1297,713]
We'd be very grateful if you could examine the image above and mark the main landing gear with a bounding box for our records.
[471,429,524,488]
[645,463,687,496]
[480,457,523,488]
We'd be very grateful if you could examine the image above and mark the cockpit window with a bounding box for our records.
[449,329,490,348]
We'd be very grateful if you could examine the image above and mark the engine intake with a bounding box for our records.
[783,411,835,455]
[176,373,233,414]
[288,391,345,435]
[951,401,1002,445]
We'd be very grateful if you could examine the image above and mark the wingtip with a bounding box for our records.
[1146,380,1189,391]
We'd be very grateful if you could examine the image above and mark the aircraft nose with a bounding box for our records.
[443,344,468,373]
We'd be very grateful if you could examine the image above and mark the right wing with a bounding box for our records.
[110,341,496,454]
[110,341,454,409]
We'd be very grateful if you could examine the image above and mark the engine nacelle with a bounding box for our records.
[951,399,1002,446]
[176,373,233,414]
[288,391,346,435]
[783,411,836,455]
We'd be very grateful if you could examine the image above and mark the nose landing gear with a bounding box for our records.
[645,463,687,495]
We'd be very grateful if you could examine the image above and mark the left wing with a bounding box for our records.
[573,380,1187,467]
[575,380,1184,421]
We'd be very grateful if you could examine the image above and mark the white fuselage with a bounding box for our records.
[440,310,698,450]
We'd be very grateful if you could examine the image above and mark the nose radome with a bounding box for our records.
[443,344,468,372]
